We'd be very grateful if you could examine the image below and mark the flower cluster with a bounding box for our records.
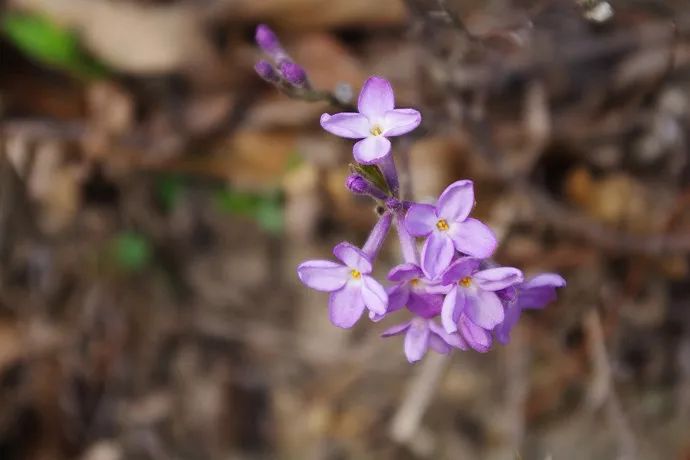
[253,27,565,363]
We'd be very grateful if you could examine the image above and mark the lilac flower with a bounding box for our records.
[320,76,421,164]
[439,257,522,349]
[255,60,280,83]
[405,180,497,279]
[297,242,388,328]
[382,317,467,363]
[495,273,566,344]
[278,61,309,88]
[376,263,444,320]
[255,24,284,58]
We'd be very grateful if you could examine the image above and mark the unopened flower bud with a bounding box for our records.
[255,24,282,54]
[254,60,279,83]
[346,174,387,200]
[279,61,308,88]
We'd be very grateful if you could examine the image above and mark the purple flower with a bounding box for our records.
[405,180,497,279]
[320,76,421,164]
[255,60,279,83]
[297,242,388,328]
[375,263,444,321]
[279,61,309,88]
[495,273,566,344]
[255,24,283,56]
[439,257,522,351]
[382,317,467,363]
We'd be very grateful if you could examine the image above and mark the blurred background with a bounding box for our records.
[1,0,690,459]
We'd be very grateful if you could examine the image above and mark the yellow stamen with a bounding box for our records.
[370,125,383,136]
[459,276,472,288]
[350,269,361,280]
[436,219,449,231]
[410,278,420,287]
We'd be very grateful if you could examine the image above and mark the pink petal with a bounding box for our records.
[464,288,505,330]
[297,260,348,292]
[404,320,431,363]
[404,204,437,237]
[361,275,388,315]
[332,242,372,273]
[328,283,366,328]
[421,232,455,280]
[449,218,497,258]
[353,136,391,164]
[473,267,523,291]
[522,273,567,290]
[518,273,566,310]
[382,108,421,136]
[357,76,394,119]
[320,112,370,139]
[437,180,474,222]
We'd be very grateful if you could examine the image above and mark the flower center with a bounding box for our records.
[458,276,472,288]
[410,278,420,287]
[370,125,383,136]
[350,269,362,280]
[436,219,449,231]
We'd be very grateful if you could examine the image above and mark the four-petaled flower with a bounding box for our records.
[382,316,467,363]
[439,257,523,351]
[373,263,444,321]
[320,76,421,164]
[297,242,388,328]
[405,180,498,279]
[495,273,566,344]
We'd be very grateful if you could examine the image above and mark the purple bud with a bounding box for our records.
[279,61,308,88]
[254,60,279,83]
[346,174,387,200]
[255,24,281,54]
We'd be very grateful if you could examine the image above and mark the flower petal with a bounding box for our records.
[353,136,391,164]
[332,242,372,273]
[358,76,394,119]
[328,283,366,328]
[385,283,410,313]
[297,260,348,292]
[421,232,455,280]
[382,320,412,337]
[404,204,437,237]
[464,288,505,330]
[382,108,421,136]
[437,180,474,222]
[517,273,566,310]
[404,320,430,363]
[361,275,388,315]
[429,321,468,350]
[449,218,497,258]
[440,257,481,285]
[458,315,492,352]
[387,263,424,282]
[320,112,371,139]
[473,267,523,292]
[495,301,521,345]
[428,334,451,354]
[407,292,443,318]
[441,286,465,333]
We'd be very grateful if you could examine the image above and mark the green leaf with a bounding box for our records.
[349,163,390,195]
[1,13,107,79]
[111,232,152,272]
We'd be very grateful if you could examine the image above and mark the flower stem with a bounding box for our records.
[362,212,393,260]
[395,213,418,265]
